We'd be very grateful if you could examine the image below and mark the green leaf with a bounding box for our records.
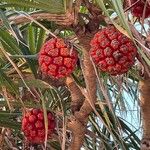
[0,28,21,54]
[0,9,11,30]
[36,28,45,53]
[0,69,18,94]
[27,24,36,54]
[11,24,37,76]
[18,79,51,89]
[0,0,65,13]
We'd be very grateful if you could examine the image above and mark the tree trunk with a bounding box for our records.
[67,33,97,150]
[139,79,150,150]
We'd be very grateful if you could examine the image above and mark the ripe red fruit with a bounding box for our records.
[22,109,55,143]
[38,38,78,78]
[127,0,150,18]
[90,26,137,75]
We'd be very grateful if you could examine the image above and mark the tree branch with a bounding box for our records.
[139,79,150,150]
[66,77,84,113]
[0,11,75,26]
[68,33,97,150]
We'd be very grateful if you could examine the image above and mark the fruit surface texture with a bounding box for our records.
[128,0,150,18]
[39,38,77,78]
[22,109,55,143]
[90,26,137,75]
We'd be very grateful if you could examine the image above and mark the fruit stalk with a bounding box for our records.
[139,78,150,149]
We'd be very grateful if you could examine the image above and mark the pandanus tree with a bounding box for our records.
[0,0,150,149]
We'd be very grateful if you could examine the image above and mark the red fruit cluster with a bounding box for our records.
[90,26,137,75]
[38,38,78,78]
[130,0,150,18]
[22,109,55,143]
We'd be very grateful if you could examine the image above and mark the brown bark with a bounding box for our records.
[68,116,86,150]
[139,79,150,150]
[66,77,84,113]
[0,11,75,26]
[67,34,97,150]
[74,33,97,124]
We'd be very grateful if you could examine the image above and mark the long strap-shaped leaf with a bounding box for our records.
[0,69,18,94]
[0,0,65,13]
[11,24,37,76]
